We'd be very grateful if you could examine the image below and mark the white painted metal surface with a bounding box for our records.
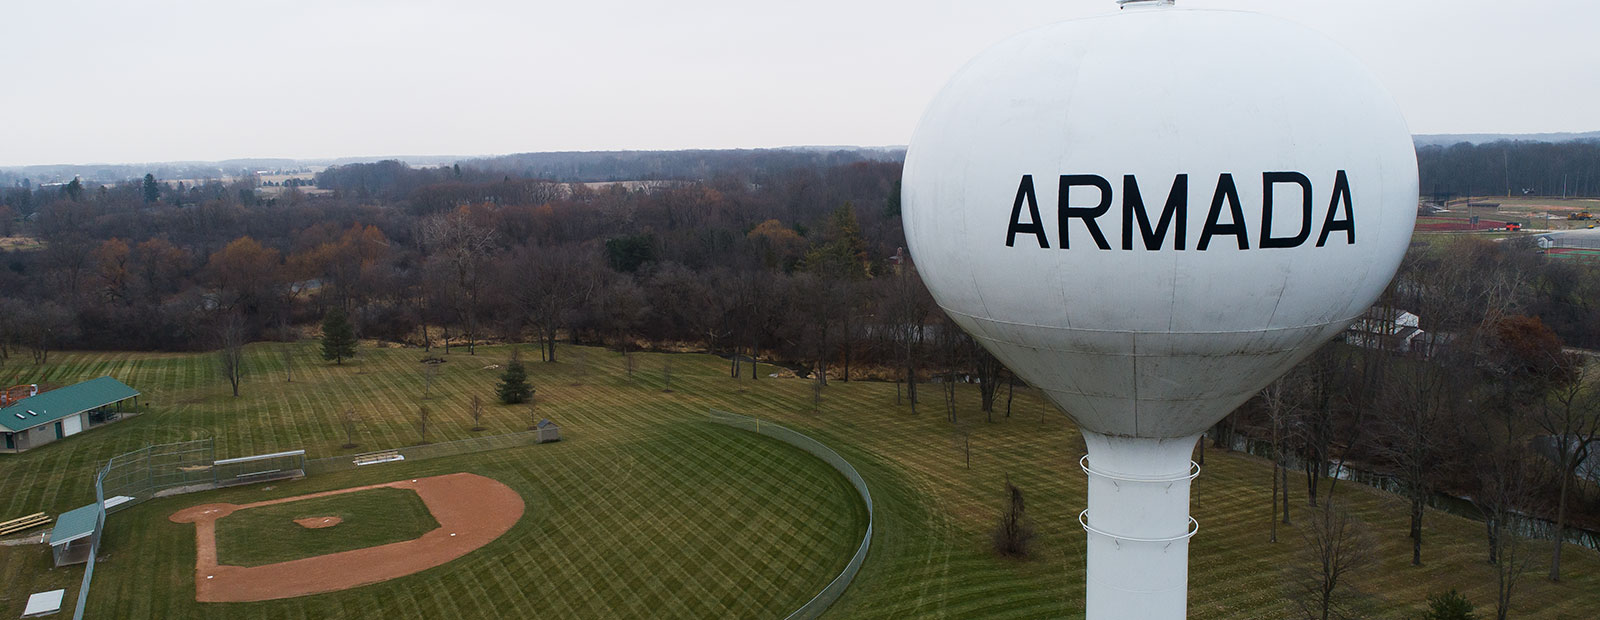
[61,414,82,437]
[901,4,1415,618]
[23,589,65,617]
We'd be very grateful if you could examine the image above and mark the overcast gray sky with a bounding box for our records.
[2,0,1595,167]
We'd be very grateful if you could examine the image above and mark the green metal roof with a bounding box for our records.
[50,503,100,546]
[0,377,139,433]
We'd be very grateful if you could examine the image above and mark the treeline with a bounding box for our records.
[1221,236,1600,605]
[1418,139,1600,198]
[310,148,907,202]
[461,148,905,184]
[0,155,921,371]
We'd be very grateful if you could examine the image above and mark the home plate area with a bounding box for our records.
[169,472,523,602]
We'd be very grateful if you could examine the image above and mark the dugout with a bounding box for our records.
[1,377,140,453]
[49,503,101,567]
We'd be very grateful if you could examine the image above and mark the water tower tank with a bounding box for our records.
[901,2,1415,617]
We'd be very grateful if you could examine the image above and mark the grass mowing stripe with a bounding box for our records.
[3,344,1599,618]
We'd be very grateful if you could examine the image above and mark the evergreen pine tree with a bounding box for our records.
[497,351,533,404]
[320,308,357,364]
[142,173,160,204]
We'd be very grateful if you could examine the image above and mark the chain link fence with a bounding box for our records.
[708,409,873,620]
[100,438,216,515]
[304,427,556,476]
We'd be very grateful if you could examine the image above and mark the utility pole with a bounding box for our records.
[1504,149,1511,198]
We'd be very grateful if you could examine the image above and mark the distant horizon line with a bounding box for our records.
[4,130,1597,172]
[0,144,912,172]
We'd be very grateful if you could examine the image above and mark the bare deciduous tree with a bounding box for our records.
[421,361,441,400]
[1372,338,1463,566]
[279,342,294,383]
[416,404,430,444]
[470,394,485,431]
[975,347,1003,422]
[340,408,360,449]
[1262,373,1306,542]
[1475,454,1536,620]
[1290,501,1375,620]
[217,313,247,398]
[811,373,825,414]
[1536,359,1600,581]
[421,207,499,355]
[992,476,1035,558]
[884,256,931,412]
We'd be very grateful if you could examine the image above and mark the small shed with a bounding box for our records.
[536,419,561,444]
[49,503,101,567]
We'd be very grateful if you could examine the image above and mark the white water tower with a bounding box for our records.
[901,1,1415,618]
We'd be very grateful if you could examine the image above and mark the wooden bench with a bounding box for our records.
[0,513,51,536]
[352,450,404,466]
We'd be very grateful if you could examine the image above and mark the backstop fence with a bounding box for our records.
[708,409,874,620]
[100,438,216,515]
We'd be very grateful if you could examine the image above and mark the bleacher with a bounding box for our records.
[0,512,52,536]
[352,450,404,466]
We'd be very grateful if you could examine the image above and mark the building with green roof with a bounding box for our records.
[0,377,140,453]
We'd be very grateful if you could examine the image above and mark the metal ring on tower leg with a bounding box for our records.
[1079,455,1200,483]
[1079,510,1200,544]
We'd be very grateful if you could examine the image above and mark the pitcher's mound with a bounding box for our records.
[293,516,342,529]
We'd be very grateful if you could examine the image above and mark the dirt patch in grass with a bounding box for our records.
[292,516,341,529]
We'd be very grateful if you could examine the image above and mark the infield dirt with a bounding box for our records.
[169,472,523,602]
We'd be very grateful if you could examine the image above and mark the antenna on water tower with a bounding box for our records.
[902,3,1416,619]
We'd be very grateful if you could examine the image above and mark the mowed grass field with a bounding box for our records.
[2,342,1599,618]
[215,487,440,567]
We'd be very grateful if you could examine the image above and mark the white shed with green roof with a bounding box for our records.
[0,377,140,453]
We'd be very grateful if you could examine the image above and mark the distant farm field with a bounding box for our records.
[2,343,1598,618]
[1436,196,1600,231]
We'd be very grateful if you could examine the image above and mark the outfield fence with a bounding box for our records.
[303,427,555,475]
[708,409,873,620]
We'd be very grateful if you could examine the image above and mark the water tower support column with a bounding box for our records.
[1079,431,1202,620]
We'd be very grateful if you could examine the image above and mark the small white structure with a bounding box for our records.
[1345,306,1423,352]
[22,589,65,617]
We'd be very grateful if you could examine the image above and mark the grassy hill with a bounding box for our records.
[2,343,1598,618]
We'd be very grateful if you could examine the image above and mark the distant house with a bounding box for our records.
[0,377,140,453]
[1344,306,1442,356]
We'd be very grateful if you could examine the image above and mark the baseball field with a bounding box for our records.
[1,342,1598,618]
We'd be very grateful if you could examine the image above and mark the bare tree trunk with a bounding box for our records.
[1281,464,1292,525]
[1551,470,1569,581]
[1005,372,1015,418]
[1410,494,1425,566]
[1271,458,1280,543]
